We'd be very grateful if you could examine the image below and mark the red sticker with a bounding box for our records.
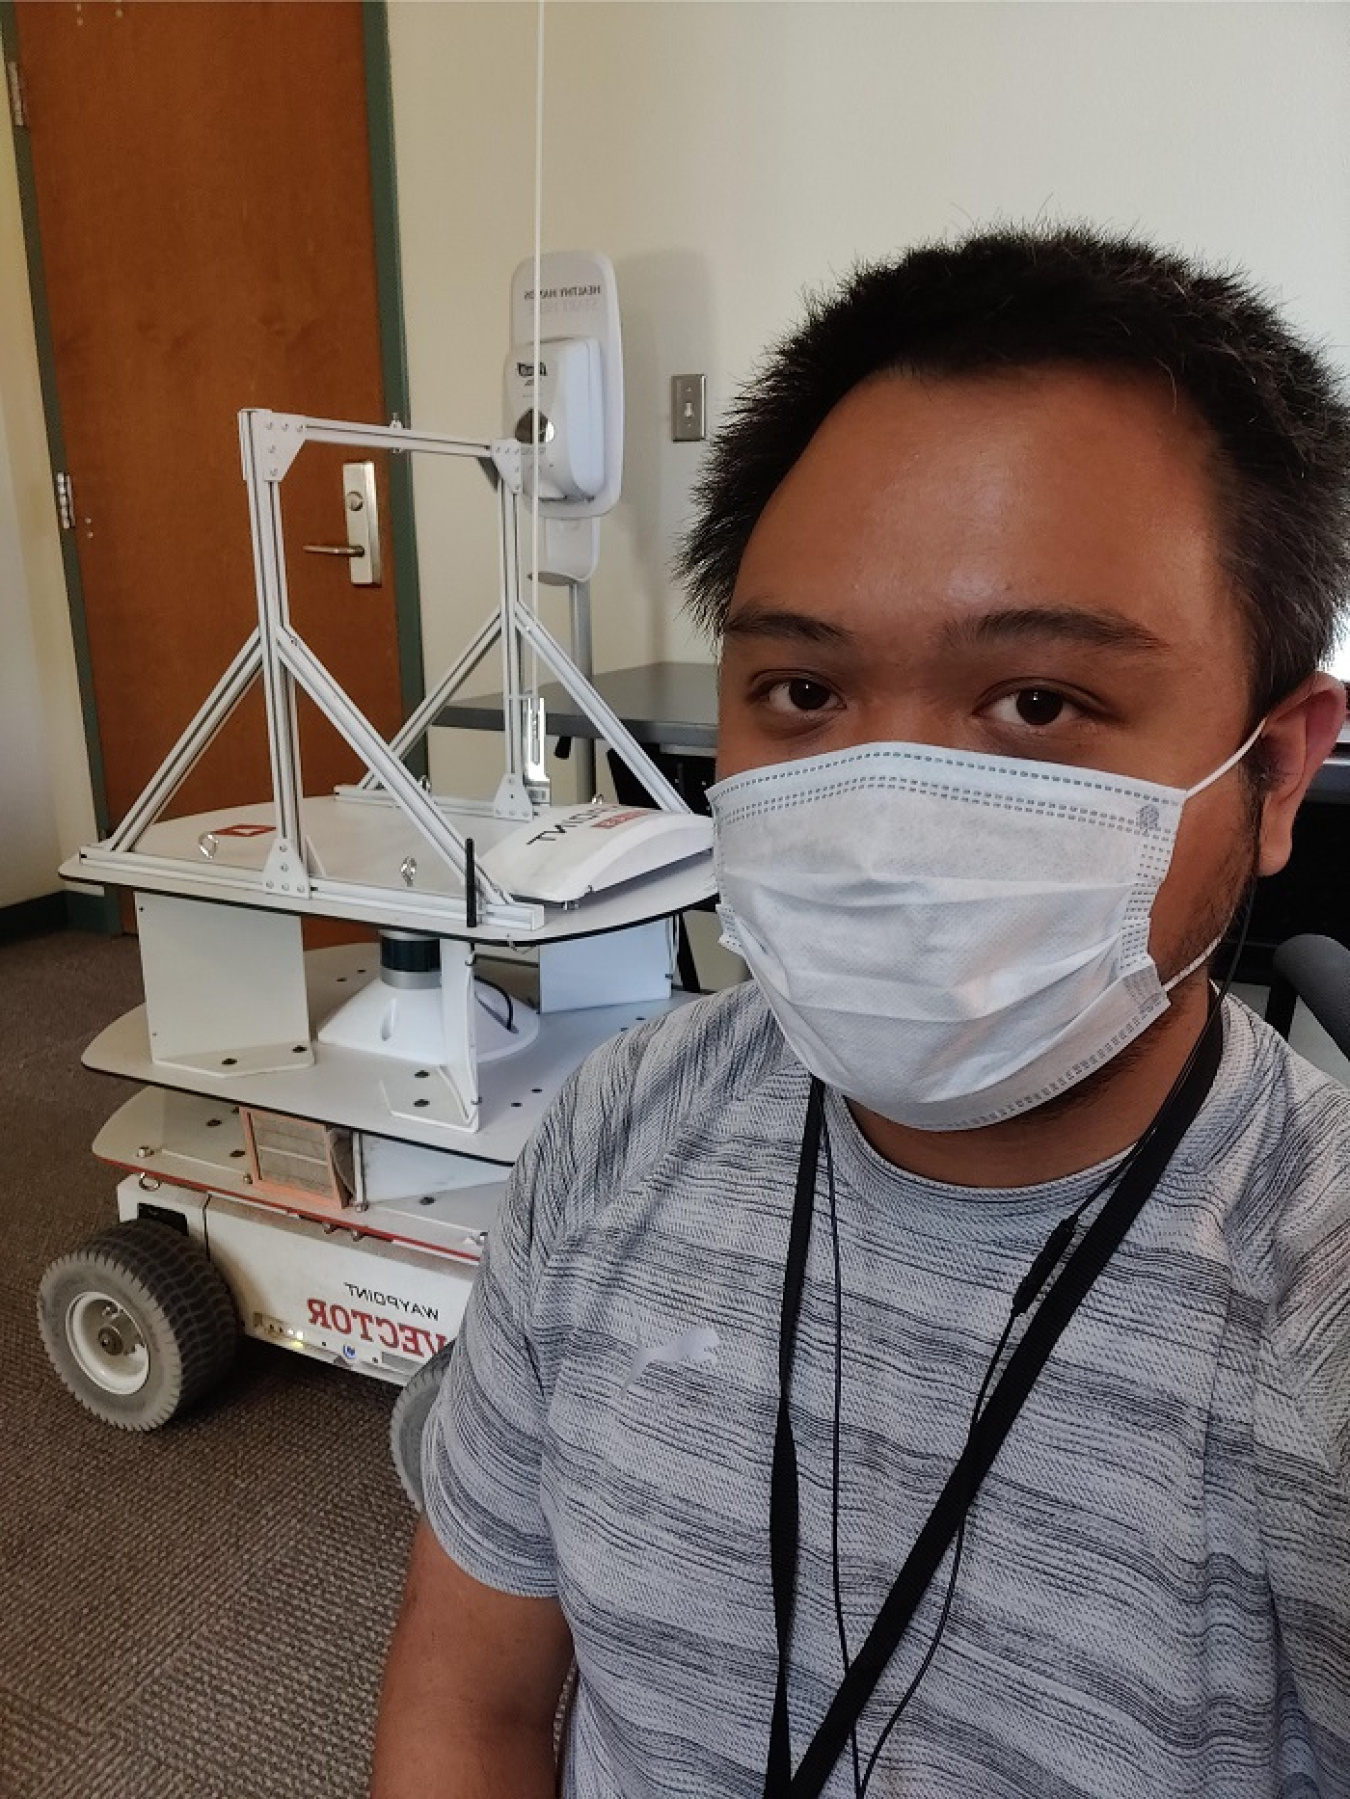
[214,823,274,839]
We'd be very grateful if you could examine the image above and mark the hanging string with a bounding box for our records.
[527,0,546,710]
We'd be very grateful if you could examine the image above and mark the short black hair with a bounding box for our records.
[677,225,1350,721]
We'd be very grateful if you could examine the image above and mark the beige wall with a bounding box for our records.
[386,0,1350,748]
[0,111,96,909]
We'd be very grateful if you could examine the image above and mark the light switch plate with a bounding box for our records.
[671,374,707,442]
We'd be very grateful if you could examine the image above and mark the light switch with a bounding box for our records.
[672,374,707,442]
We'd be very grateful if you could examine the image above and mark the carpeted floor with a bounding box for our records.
[0,929,415,1799]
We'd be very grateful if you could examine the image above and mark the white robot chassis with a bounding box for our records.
[36,405,716,1504]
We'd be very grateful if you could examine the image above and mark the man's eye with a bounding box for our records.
[760,678,840,715]
[986,687,1080,728]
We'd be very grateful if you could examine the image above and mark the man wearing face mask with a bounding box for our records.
[373,228,1350,1799]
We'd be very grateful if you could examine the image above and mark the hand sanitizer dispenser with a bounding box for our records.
[500,250,624,520]
[505,336,605,503]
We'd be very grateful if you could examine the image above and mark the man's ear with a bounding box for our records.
[1256,673,1347,877]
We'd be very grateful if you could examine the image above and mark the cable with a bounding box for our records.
[856,1309,1013,1797]
[527,0,546,707]
[823,1079,1016,1799]
[475,978,517,1034]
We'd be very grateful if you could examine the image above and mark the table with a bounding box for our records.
[437,660,718,753]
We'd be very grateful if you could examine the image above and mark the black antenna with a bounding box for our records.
[464,837,478,931]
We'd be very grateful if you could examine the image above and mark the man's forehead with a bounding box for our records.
[727,361,1231,657]
[768,360,1211,491]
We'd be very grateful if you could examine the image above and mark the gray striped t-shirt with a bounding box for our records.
[423,986,1350,1797]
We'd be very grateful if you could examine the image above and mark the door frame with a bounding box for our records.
[0,0,426,931]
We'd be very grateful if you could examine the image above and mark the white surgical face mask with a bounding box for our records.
[708,728,1261,1132]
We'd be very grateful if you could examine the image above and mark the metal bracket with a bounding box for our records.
[491,772,535,821]
[490,437,524,495]
[54,471,75,532]
[523,695,550,807]
[7,61,28,131]
[241,409,308,484]
[262,836,312,899]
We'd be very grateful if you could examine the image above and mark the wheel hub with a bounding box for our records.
[67,1291,150,1395]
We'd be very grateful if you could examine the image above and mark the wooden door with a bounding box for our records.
[13,0,408,839]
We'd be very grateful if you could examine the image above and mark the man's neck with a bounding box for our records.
[846,979,1215,1189]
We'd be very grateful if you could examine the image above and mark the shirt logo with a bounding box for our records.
[625,1324,720,1390]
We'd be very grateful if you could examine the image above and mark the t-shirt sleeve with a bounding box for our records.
[1256,1169,1350,1790]
[420,1071,583,1599]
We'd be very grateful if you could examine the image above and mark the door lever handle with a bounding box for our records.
[301,462,382,586]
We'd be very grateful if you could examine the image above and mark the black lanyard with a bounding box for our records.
[764,1007,1225,1799]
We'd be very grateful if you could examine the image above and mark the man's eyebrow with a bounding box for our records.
[722,601,1169,656]
[722,605,855,647]
[938,605,1169,656]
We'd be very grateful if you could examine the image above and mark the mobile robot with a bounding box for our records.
[37,257,715,1502]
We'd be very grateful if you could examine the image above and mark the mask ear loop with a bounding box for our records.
[1165,723,1266,991]
[1164,937,1224,995]
[1071,879,1255,1268]
[1183,718,1267,799]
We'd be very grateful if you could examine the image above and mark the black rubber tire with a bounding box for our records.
[389,1340,456,1510]
[37,1219,239,1431]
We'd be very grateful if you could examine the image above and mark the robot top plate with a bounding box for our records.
[66,792,716,944]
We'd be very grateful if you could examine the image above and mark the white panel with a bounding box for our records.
[538,919,672,1011]
[360,1133,505,1201]
[114,1172,209,1249]
[136,892,313,1077]
[203,1195,476,1378]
